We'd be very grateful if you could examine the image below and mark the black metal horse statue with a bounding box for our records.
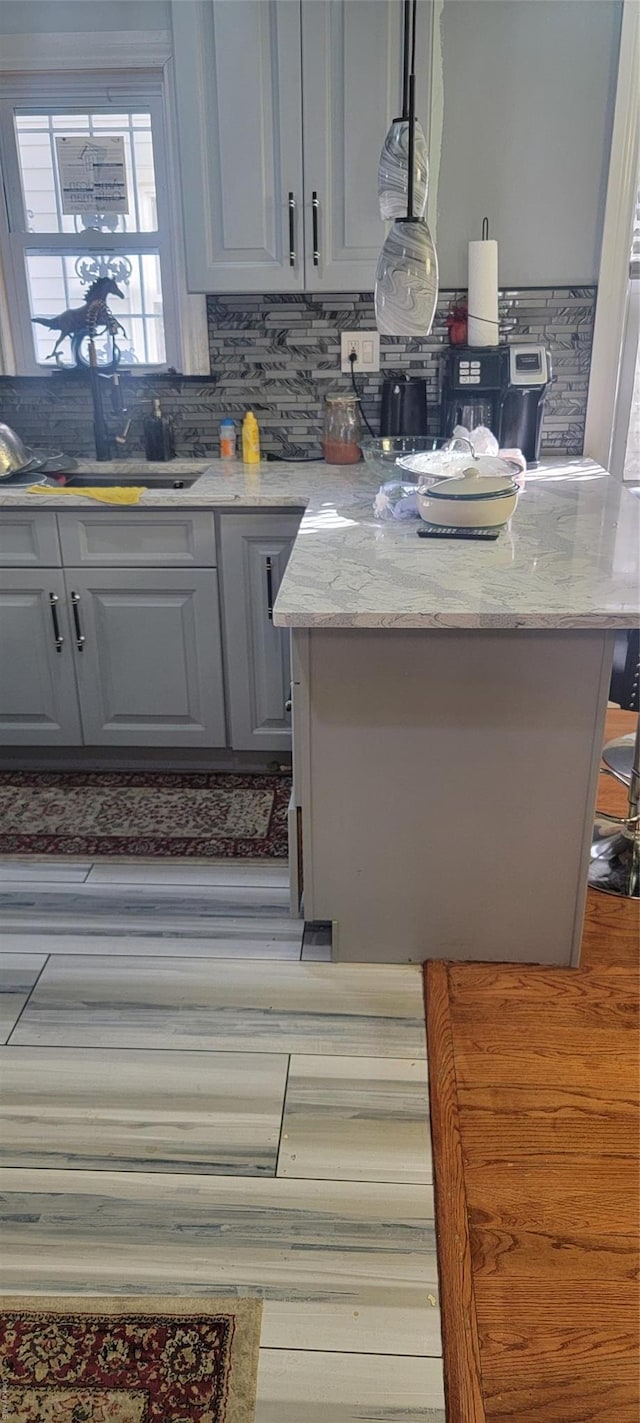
[32,276,127,363]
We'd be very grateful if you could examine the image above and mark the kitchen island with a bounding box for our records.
[1,456,637,964]
[273,459,639,965]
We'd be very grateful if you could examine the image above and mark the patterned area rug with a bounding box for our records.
[0,1295,262,1422]
[0,772,290,859]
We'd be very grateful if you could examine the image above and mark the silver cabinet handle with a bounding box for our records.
[265,556,274,622]
[288,192,296,267]
[312,191,320,266]
[49,592,64,653]
[70,591,86,652]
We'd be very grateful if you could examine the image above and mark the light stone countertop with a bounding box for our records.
[1,456,638,630]
[0,458,356,510]
[276,458,640,630]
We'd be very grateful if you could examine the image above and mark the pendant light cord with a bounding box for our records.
[401,0,411,118]
[406,0,418,219]
[407,73,415,219]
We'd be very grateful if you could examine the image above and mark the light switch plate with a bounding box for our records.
[341,330,380,373]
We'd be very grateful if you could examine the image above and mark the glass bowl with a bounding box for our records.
[360,435,454,480]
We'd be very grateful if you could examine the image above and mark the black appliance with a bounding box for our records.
[380,376,428,436]
[440,343,552,464]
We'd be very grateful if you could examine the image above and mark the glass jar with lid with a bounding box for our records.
[322,392,362,464]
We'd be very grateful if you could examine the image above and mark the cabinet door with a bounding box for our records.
[301,0,430,291]
[0,569,82,745]
[172,0,304,293]
[220,514,301,752]
[66,569,226,748]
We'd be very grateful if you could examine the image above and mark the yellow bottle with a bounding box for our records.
[242,410,261,464]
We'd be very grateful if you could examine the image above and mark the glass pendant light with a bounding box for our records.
[378,119,428,221]
[375,66,439,338]
[375,216,438,337]
[377,0,428,220]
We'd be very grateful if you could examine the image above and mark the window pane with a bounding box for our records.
[15,111,158,234]
[25,251,166,367]
[50,114,90,129]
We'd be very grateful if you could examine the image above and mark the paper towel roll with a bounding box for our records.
[468,239,499,347]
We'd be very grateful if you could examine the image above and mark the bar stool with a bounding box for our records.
[589,714,640,898]
[602,733,635,787]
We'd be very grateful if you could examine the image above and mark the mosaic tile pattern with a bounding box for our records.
[0,287,595,460]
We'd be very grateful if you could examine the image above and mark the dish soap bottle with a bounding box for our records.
[242,410,261,464]
[144,397,176,461]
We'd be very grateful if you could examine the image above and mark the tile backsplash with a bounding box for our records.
[0,286,595,460]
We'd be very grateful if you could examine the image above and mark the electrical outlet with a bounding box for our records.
[341,331,380,373]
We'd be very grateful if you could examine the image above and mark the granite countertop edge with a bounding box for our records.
[1,456,638,630]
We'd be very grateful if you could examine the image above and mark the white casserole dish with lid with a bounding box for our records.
[417,466,519,528]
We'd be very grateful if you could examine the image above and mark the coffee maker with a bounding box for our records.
[440,343,552,464]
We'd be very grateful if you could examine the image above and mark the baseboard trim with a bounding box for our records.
[424,961,486,1423]
[0,749,292,775]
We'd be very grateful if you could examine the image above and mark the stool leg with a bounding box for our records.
[588,717,640,898]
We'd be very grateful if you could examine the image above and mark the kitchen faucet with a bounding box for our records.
[89,350,131,461]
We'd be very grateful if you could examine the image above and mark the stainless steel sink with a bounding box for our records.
[64,474,198,490]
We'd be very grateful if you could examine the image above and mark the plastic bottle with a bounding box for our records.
[219,418,236,460]
[242,410,261,464]
[144,397,176,461]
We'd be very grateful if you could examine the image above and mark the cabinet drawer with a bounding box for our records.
[58,511,217,567]
[0,511,61,567]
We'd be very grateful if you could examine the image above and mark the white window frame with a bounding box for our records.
[0,61,208,377]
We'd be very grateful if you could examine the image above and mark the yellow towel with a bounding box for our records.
[28,484,146,506]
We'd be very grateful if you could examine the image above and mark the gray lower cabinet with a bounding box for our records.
[0,511,61,568]
[220,514,301,751]
[0,569,82,745]
[57,510,217,567]
[66,568,226,748]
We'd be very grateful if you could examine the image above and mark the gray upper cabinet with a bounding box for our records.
[432,0,622,287]
[172,0,428,293]
[220,514,301,751]
[67,568,227,748]
[172,0,304,293]
[301,0,417,292]
[0,569,82,745]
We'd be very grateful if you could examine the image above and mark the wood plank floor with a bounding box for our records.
[426,709,640,1423]
[0,859,443,1421]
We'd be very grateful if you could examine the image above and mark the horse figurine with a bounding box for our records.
[32,276,127,363]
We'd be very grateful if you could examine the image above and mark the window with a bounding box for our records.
[611,185,640,482]
[622,190,639,481]
[0,74,200,375]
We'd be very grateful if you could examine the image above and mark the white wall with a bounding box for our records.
[434,0,622,288]
[0,0,170,35]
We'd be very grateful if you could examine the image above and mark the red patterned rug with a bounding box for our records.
[0,771,290,859]
[0,1295,262,1422]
